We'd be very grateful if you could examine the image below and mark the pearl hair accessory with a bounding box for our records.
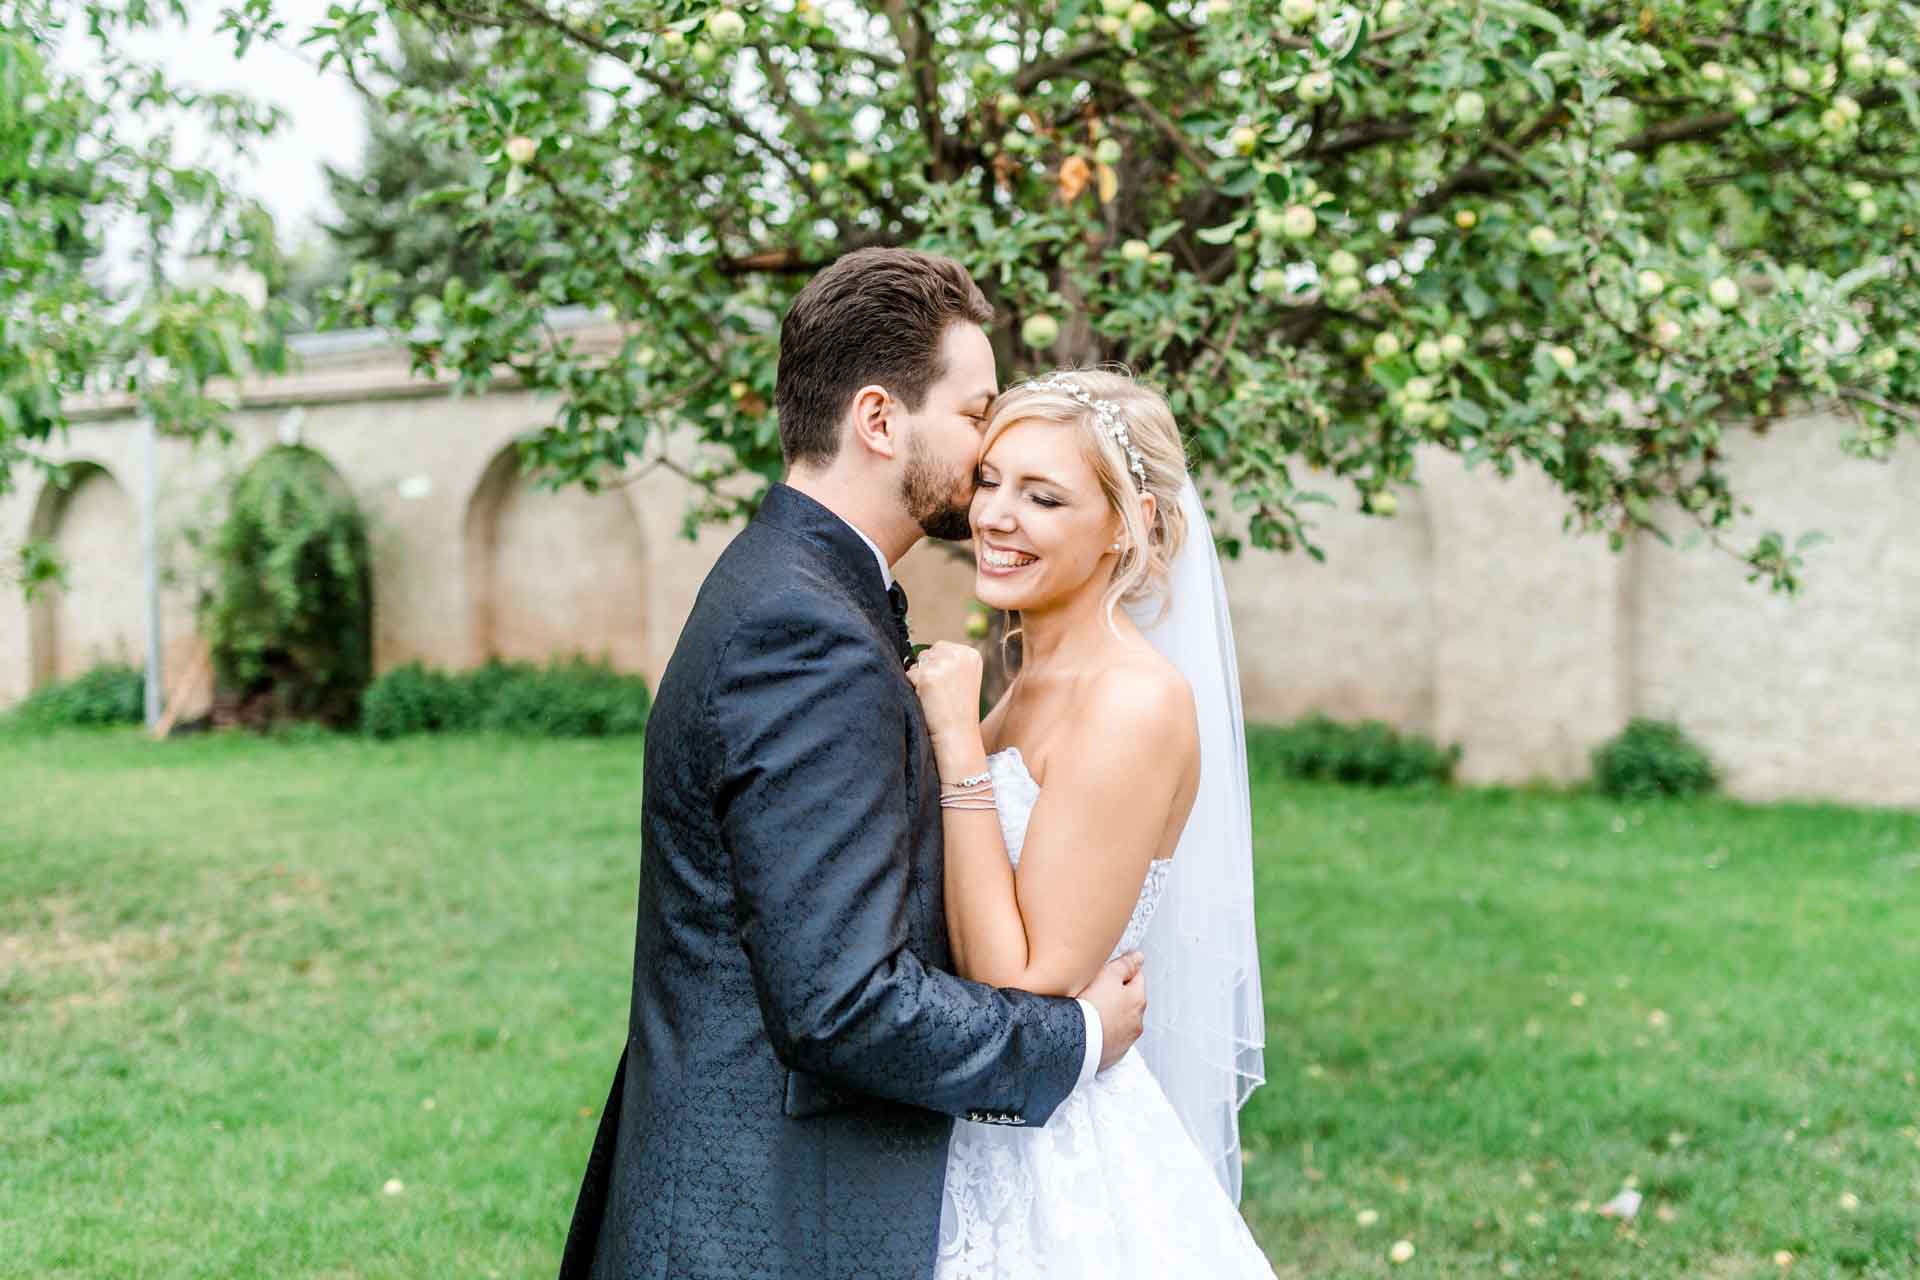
[1028,373,1149,490]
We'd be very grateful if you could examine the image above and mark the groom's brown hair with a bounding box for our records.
[775,247,994,467]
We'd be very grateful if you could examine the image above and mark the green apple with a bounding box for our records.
[1372,331,1402,359]
[1327,249,1361,277]
[964,608,990,640]
[1298,70,1334,103]
[505,135,537,166]
[1414,339,1443,371]
[1369,490,1399,516]
[1101,0,1132,14]
[1280,0,1315,26]
[633,344,658,368]
[1095,15,1125,37]
[1378,0,1405,22]
[1404,375,1436,401]
[1256,206,1290,237]
[1120,238,1152,262]
[1841,27,1868,55]
[1281,204,1317,239]
[1836,93,1862,120]
[1783,64,1811,91]
[1869,346,1898,371]
[996,91,1022,115]
[1708,276,1740,309]
[1454,208,1477,230]
[1653,317,1682,345]
[1887,56,1912,78]
[1327,274,1362,306]
[808,160,830,183]
[1095,137,1124,165]
[1847,51,1876,79]
[1821,106,1852,134]
[1858,198,1880,222]
[1452,90,1485,126]
[1127,2,1157,31]
[1527,224,1556,253]
[1439,333,1466,361]
[1730,82,1759,111]
[1256,267,1290,295]
[660,29,689,57]
[705,8,746,44]
[846,148,872,174]
[1549,345,1576,371]
[1636,269,1665,299]
[1683,485,1711,510]
[1845,179,1873,200]
[1021,313,1059,347]
[1700,61,1726,83]
[1230,125,1260,155]
[691,39,717,65]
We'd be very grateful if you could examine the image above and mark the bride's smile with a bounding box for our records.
[968,421,1128,615]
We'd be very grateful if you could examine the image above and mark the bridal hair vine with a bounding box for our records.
[1029,374,1149,490]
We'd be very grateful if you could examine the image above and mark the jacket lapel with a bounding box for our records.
[754,484,900,646]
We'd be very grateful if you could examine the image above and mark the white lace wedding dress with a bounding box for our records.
[935,747,1278,1280]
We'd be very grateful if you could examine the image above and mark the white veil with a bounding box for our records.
[1120,479,1266,1204]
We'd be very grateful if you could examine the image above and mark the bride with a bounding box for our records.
[908,369,1274,1278]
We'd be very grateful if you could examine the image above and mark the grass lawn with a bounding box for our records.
[3,726,1917,1278]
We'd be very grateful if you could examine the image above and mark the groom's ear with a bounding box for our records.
[847,383,900,461]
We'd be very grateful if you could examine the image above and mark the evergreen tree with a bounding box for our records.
[314,20,490,325]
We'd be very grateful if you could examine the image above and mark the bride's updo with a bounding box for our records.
[980,367,1190,622]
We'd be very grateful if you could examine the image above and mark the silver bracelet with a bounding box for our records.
[946,768,993,790]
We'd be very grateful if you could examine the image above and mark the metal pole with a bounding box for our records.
[142,410,163,731]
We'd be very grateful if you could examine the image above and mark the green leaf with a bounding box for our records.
[1486,0,1568,38]
[1448,397,1489,428]
[1197,217,1248,245]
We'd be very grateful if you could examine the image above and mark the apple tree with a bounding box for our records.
[1,0,294,593]
[253,1,1920,585]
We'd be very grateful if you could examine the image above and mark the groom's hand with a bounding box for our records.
[1079,950,1148,1072]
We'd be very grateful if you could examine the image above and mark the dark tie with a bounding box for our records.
[886,581,912,663]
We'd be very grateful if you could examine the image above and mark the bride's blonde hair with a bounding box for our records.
[979,367,1190,625]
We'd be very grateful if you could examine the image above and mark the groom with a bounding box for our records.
[558,248,1149,1279]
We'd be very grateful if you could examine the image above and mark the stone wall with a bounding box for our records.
[3,332,1914,808]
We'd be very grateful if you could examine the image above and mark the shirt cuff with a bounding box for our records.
[1074,998,1103,1087]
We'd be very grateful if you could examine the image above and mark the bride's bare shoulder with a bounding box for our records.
[1067,645,1197,762]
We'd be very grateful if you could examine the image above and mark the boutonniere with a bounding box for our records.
[906,642,930,669]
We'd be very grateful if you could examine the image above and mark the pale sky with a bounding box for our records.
[80,0,366,248]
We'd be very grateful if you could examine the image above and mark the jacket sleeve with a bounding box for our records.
[707,595,1086,1126]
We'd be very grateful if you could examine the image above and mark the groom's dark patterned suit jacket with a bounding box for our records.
[560,483,1088,1280]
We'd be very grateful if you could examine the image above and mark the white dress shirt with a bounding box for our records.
[826,508,1104,1091]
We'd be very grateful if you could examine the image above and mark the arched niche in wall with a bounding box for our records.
[26,461,142,687]
[462,442,650,671]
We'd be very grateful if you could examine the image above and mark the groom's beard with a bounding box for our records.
[902,434,975,542]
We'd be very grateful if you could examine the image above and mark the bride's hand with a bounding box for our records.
[906,641,985,747]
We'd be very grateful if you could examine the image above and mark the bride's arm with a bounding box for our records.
[910,644,1197,997]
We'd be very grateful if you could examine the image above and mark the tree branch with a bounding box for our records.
[1313,116,1417,159]
[405,0,823,203]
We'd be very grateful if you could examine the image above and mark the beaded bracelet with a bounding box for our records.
[939,771,997,811]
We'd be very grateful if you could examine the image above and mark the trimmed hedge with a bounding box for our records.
[9,664,144,727]
[1247,714,1459,787]
[361,659,651,739]
[1591,718,1717,800]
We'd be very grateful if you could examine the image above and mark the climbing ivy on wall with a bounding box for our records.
[199,448,373,726]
